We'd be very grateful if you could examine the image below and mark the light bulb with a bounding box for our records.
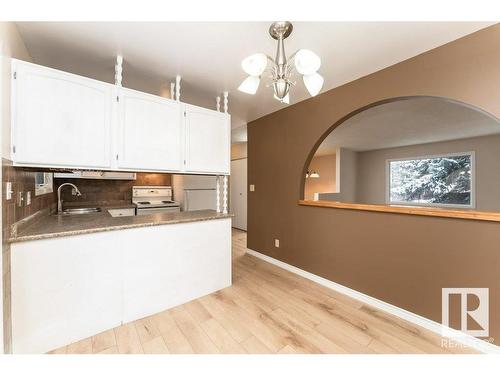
[274,93,289,104]
[303,73,324,97]
[241,53,268,76]
[294,49,321,75]
[238,76,260,95]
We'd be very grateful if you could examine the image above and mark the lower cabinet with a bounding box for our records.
[10,219,232,354]
[121,219,232,322]
[10,233,122,354]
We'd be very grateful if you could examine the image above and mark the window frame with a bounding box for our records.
[35,172,54,196]
[385,151,476,209]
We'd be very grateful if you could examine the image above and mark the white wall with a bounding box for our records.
[0,21,32,353]
[1,22,32,160]
[318,134,500,212]
[355,134,500,210]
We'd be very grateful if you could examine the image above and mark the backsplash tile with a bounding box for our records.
[55,172,172,206]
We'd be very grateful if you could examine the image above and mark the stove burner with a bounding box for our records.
[138,201,150,204]
[162,200,174,204]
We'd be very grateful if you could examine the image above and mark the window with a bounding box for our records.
[387,152,474,208]
[35,172,53,196]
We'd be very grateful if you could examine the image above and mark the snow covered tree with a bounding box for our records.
[390,155,471,205]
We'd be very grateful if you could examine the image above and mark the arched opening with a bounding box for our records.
[302,96,500,213]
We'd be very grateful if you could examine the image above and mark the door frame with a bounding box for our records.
[230,157,247,231]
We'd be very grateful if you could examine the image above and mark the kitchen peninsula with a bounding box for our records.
[9,209,232,354]
[6,57,232,354]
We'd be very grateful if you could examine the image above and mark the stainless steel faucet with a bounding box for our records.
[57,183,82,213]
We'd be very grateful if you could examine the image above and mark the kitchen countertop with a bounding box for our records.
[9,209,233,243]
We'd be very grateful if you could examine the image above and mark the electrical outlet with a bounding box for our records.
[26,191,31,205]
[249,184,255,192]
[72,188,77,196]
[17,191,24,207]
[5,182,13,200]
[274,239,280,248]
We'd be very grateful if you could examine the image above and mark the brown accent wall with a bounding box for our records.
[248,24,500,344]
[54,172,172,206]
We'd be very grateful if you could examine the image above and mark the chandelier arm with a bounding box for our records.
[265,54,276,65]
[288,50,300,62]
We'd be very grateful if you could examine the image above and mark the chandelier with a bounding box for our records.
[238,21,324,104]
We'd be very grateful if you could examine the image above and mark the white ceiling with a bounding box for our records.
[15,22,494,142]
[315,97,500,155]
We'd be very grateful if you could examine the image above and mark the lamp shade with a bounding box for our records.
[238,76,260,95]
[241,53,268,76]
[294,49,321,75]
[303,73,324,96]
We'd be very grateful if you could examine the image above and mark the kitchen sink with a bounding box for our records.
[59,207,102,215]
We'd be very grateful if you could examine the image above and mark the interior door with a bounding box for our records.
[12,60,112,168]
[184,104,230,174]
[118,88,182,171]
[230,158,247,230]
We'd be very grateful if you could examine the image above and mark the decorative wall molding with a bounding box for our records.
[246,247,500,354]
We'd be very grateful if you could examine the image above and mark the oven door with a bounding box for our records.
[136,206,180,216]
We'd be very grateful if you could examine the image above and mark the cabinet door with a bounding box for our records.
[184,104,230,174]
[11,234,122,354]
[117,88,182,171]
[12,60,112,168]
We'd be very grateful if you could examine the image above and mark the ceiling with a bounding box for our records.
[15,22,494,142]
[315,97,500,155]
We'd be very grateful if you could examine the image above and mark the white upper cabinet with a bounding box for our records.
[184,104,230,175]
[11,60,112,169]
[11,60,230,175]
[117,88,182,171]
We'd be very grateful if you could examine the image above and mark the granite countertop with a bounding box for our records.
[9,209,233,243]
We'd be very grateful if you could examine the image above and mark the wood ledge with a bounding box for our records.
[298,200,500,223]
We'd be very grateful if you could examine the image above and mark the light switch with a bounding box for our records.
[26,191,31,206]
[249,184,255,192]
[274,239,280,248]
[5,182,13,200]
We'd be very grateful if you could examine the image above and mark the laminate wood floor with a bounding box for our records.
[49,229,477,354]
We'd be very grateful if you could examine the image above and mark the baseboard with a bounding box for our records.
[246,248,500,354]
